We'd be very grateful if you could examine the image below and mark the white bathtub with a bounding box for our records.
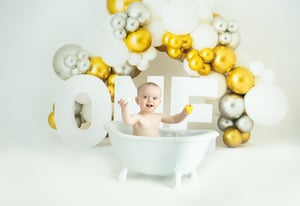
[104,121,219,188]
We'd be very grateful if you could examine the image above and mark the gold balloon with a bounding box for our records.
[223,127,242,147]
[169,35,183,49]
[107,84,115,101]
[86,57,111,80]
[188,56,203,71]
[226,67,254,94]
[48,111,56,129]
[199,48,215,63]
[162,32,173,46]
[125,28,151,53]
[181,34,192,50]
[167,47,182,59]
[241,132,251,144]
[197,63,211,75]
[186,49,198,61]
[212,46,236,74]
[106,0,141,14]
[107,73,118,85]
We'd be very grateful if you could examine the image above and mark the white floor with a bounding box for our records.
[1,127,299,206]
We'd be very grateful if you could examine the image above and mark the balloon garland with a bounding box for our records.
[48,0,288,148]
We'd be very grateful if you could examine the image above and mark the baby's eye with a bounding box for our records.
[143,96,148,99]
[153,97,157,100]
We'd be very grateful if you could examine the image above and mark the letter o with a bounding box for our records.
[55,75,112,148]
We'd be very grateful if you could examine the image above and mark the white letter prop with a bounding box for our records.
[170,77,218,129]
[55,75,112,148]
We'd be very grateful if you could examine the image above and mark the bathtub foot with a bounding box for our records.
[172,171,182,189]
[118,167,128,181]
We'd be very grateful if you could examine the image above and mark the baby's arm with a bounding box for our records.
[161,104,193,123]
[118,99,139,125]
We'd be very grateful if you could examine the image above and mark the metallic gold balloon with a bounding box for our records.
[86,57,111,80]
[106,0,141,14]
[197,63,211,75]
[241,132,251,144]
[181,34,192,50]
[212,46,236,74]
[188,56,203,71]
[162,32,173,46]
[107,73,118,85]
[226,67,254,94]
[199,48,215,63]
[48,111,56,129]
[169,35,183,49]
[167,47,182,59]
[107,84,115,101]
[223,127,242,148]
[125,28,151,53]
[186,49,198,61]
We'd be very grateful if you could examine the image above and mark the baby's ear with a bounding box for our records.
[135,97,139,104]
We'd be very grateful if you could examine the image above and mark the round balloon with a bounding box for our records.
[244,84,288,126]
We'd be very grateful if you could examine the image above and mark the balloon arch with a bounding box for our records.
[48,0,288,148]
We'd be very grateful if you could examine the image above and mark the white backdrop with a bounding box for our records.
[0,0,299,205]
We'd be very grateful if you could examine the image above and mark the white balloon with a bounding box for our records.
[244,84,288,126]
[203,72,227,99]
[162,1,199,34]
[142,46,157,61]
[144,19,166,47]
[99,31,129,67]
[137,59,149,71]
[229,32,240,49]
[249,61,265,76]
[194,0,213,23]
[128,53,142,66]
[143,0,168,19]
[191,24,218,50]
[260,68,276,84]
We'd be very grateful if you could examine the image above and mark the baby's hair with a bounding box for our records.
[137,82,160,95]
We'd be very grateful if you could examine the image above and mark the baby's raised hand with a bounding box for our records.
[118,98,128,108]
[184,104,193,115]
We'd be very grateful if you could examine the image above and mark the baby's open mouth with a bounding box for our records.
[146,104,153,107]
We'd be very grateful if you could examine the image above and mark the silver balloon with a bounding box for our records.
[227,20,239,33]
[235,114,254,132]
[125,17,139,32]
[53,44,90,80]
[212,16,227,33]
[217,116,234,131]
[110,13,126,30]
[113,29,127,39]
[219,32,232,45]
[219,93,244,119]
[126,2,151,25]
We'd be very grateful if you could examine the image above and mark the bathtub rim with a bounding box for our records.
[104,120,219,143]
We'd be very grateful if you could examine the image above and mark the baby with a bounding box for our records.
[118,82,192,136]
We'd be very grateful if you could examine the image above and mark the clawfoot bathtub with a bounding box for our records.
[104,121,219,188]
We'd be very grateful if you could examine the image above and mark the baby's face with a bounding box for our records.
[136,85,161,113]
